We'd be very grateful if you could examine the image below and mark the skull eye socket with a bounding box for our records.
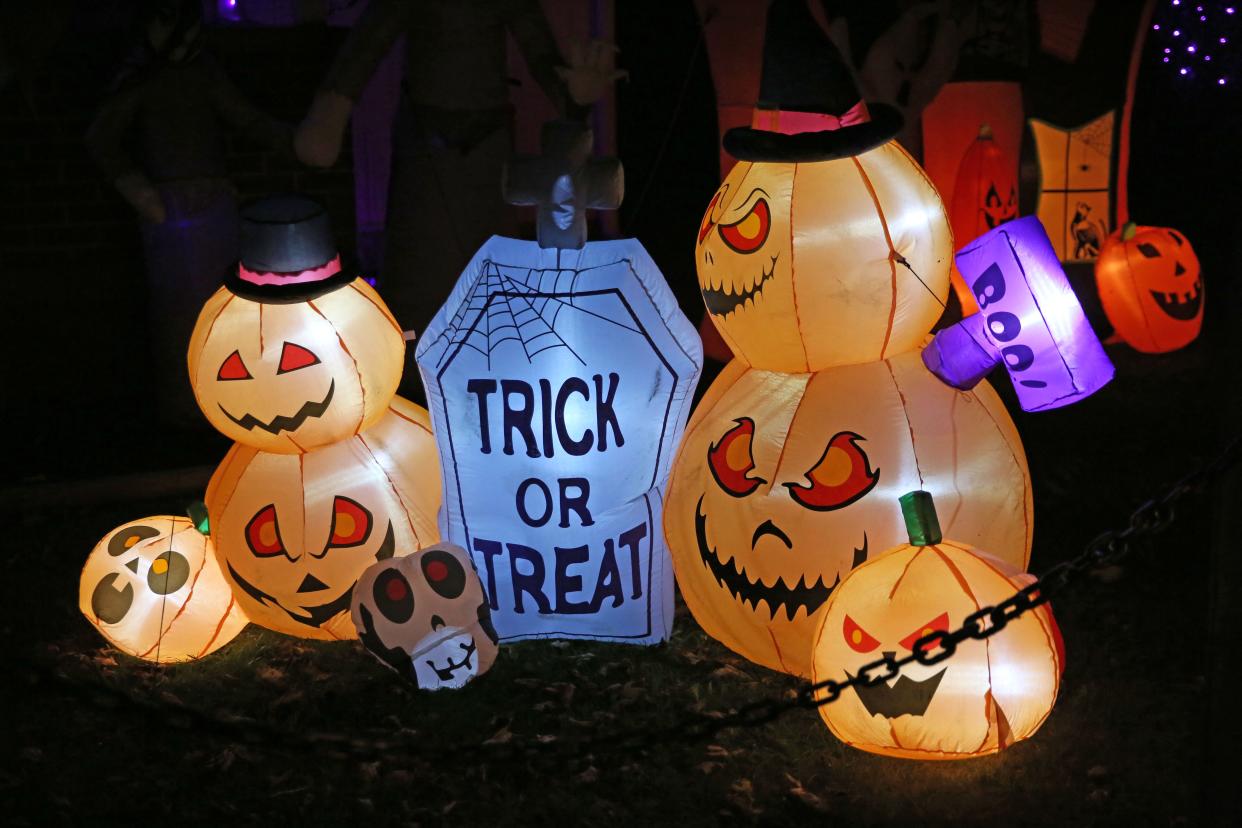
[147,550,191,595]
[107,525,160,557]
[718,198,771,254]
[843,614,881,654]
[373,568,414,623]
[217,350,252,381]
[91,573,135,625]
[420,549,467,600]
[707,417,765,497]
[899,612,951,653]
[328,497,372,548]
[245,505,286,558]
[277,341,321,375]
[785,431,880,512]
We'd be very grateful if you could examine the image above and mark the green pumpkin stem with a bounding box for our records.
[1122,221,1138,241]
[899,490,942,547]
[187,500,210,536]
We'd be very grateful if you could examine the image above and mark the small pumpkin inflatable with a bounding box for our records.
[80,516,248,662]
[351,543,499,690]
[665,348,1031,677]
[1095,222,1202,353]
[811,491,1063,760]
[207,397,441,640]
[948,123,1019,314]
[187,196,405,454]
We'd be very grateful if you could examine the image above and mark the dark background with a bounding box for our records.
[1,1,1240,825]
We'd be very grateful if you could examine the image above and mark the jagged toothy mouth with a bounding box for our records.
[701,255,778,317]
[1150,279,1202,321]
[220,380,335,435]
[846,667,947,718]
[694,496,867,621]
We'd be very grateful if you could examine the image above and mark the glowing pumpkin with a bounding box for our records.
[206,397,441,640]
[948,123,1018,314]
[188,277,405,454]
[351,543,499,690]
[696,141,952,374]
[79,516,248,662]
[811,491,1063,759]
[1095,222,1203,353]
[664,348,1031,677]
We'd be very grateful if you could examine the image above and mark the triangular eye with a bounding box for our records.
[278,342,321,374]
[217,351,252,381]
[1168,230,1184,246]
[1137,242,1162,258]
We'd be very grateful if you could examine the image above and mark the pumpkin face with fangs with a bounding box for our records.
[664,350,1032,677]
[812,534,1063,759]
[695,141,952,373]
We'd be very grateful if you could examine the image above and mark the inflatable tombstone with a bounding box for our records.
[417,121,703,644]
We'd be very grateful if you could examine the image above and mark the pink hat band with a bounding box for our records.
[750,100,871,135]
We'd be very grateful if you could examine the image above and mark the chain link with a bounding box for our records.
[19,434,1241,767]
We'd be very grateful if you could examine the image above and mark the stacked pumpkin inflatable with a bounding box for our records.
[665,0,1033,679]
[188,196,442,641]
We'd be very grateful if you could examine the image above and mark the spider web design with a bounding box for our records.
[429,258,643,371]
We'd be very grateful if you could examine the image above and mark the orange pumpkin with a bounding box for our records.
[80,516,248,662]
[188,278,405,454]
[207,397,441,640]
[811,491,1063,759]
[948,124,1019,314]
[695,141,953,373]
[1095,222,1202,353]
[664,349,1031,677]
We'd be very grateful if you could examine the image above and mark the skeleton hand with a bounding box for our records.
[294,90,353,168]
[555,38,627,107]
[114,173,166,224]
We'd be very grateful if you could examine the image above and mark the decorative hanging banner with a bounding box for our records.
[416,237,702,644]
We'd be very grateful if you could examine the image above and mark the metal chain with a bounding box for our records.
[19,434,1241,768]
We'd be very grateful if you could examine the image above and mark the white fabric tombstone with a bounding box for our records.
[416,236,702,643]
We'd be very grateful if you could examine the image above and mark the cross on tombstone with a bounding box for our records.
[503,120,624,250]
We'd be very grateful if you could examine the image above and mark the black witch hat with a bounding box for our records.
[723,0,902,163]
[224,195,354,303]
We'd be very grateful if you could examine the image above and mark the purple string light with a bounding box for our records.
[1151,1,1238,86]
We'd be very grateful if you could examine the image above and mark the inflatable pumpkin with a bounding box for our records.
[1095,222,1202,353]
[948,123,1018,314]
[80,516,248,662]
[811,491,1063,760]
[207,397,441,640]
[187,196,405,454]
[665,348,1031,677]
[696,141,952,373]
[351,543,499,690]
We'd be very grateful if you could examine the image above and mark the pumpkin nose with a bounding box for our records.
[297,573,329,593]
[430,614,445,631]
[882,650,896,661]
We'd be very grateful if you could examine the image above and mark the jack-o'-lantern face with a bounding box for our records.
[665,350,1032,677]
[696,141,952,373]
[1096,224,1203,353]
[982,182,1018,230]
[351,543,499,690]
[812,541,1063,759]
[79,516,248,662]
[188,279,405,454]
[207,397,441,640]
